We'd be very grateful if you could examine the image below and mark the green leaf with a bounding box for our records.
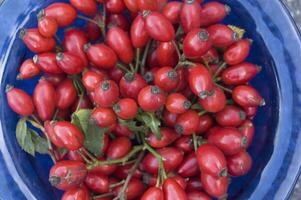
[138,112,161,140]
[71,109,92,134]
[16,118,35,156]
[84,120,107,157]
[30,129,48,154]
[119,119,148,133]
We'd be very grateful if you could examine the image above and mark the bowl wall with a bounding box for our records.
[1,0,301,200]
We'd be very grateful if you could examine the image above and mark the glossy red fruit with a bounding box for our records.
[196,114,214,135]
[56,79,77,109]
[106,0,126,13]
[34,79,56,121]
[166,93,191,114]
[61,186,90,200]
[113,98,138,120]
[6,86,34,116]
[53,121,84,150]
[196,144,227,177]
[208,24,238,48]
[37,14,58,38]
[177,152,199,177]
[131,15,150,48]
[183,29,212,58]
[56,52,84,75]
[115,164,142,179]
[70,0,97,16]
[163,178,188,200]
[90,157,117,175]
[85,14,102,41]
[162,1,183,24]
[199,86,226,113]
[82,70,106,92]
[144,11,175,42]
[222,62,261,85]
[33,53,62,74]
[94,80,119,107]
[49,160,87,191]
[108,67,124,83]
[147,127,178,148]
[244,106,258,119]
[106,27,134,64]
[175,110,200,135]
[163,109,178,127]
[63,28,89,67]
[70,95,91,112]
[154,67,179,92]
[67,150,84,162]
[201,173,229,198]
[85,43,117,70]
[91,107,117,128]
[44,3,77,26]
[113,124,134,138]
[188,65,213,99]
[239,120,255,148]
[107,137,132,159]
[208,127,248,156]
[138,85,166,112]
[216,105,246,127]
[146,49,160,68]
[119,73,147,99]
[84,172,109,193]
[45,121,64,148]
[180,0,202,33]
[200,2,230,27]
[186,177,203,192]
[142,147,184,174]
[19,28,55,53]
[141,187,164,200]
[108,14,130,31]
[114,178,145,199]
[224,39,252,65]
[175,68,188,92]
[171,175,187,190]
[227,151,252,176]
[175,136,193,153]
[124,0,139,13]
[156,42,179,67]
[187,191,211,200]
[200,48,219,64]
[232,85,265,107]
[18,59,40,80]
[137,0,159,11]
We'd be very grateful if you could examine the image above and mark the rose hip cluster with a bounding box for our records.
[6,0,265,199]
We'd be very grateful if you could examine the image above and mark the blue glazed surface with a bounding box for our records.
[0,0,301,199]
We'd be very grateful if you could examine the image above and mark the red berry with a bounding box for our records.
[94,80,119,107]
[44,3,77,26]
[33,53,63,74]
[239,120,255,148]
[124,0,139,13]
[108,14,130,31]
[163,178,188,200]
[141,187,164,200]
[113,98,138,120]
[82,70,107,92]
[177,152,199,177]
[232,85,265,107]
[208,24,238,48]
[199,86,227,113]
[106,0,126,14]
[91,107,117,128]
[18,59,41,80]
[196,114,214,135]
[187,191,211,200]
[180,0,202,33]
[224,39,252,65]
[162,1,183,24]
[70,0,97,16]
[61,186,90,200]
[107,137,132,159]
[56,79,77,110]
[227,151,252,176]
[156,42,179,67]
[147,127,178,148]
[113,178,145,200]
[163,109,178,127]
[154,67,179,92]
[56,52,84,75]
[166,93,191,114]
[131,14,150,48]
[84,172,109,193]
[175,110,200,135]
[186,177,203,192]
[201,173,229,199]
[215,105,246,127]
[37,15,58,38]
[119,73,147,99]
[175,136,193,153]
[200,2,230,27]
[138,85,166,112]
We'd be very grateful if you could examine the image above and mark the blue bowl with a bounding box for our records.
[1,0,301,199]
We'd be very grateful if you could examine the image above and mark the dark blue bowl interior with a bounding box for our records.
[1,0,301,200]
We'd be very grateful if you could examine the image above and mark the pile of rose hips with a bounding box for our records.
[6,0,265,199]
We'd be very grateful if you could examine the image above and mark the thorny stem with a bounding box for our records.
[116,63,131,73]
[213,62,227,79]
[114,151,145,200]
[87,145,144,170]
[140,40,152,75]
[215,83,233,94]
[135,48,140,73]
[192,133,198,152]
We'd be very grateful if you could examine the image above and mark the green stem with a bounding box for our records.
[140,40,152,75]
[109,180,125,189]
[129,63,135,72]
[77,150,92,164]
[204,61,213,75]
[175,25,183,38]
[116,63,131,73]
[198,110,207,116]
[52,108,59,120]
[215,83,233,94]
[27,118,44,131]
[101,6,106,40]
[135,48,140,73]
[175,60,196,70]
[75,94,84,112]
[93,193,115,200]
[172,40,181,60]
[87,145,144,170]
[80,148,97,162]
[192,133,198,152]
[213,62,227,79]
[78,15,100,26]
[114,151,145,200]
